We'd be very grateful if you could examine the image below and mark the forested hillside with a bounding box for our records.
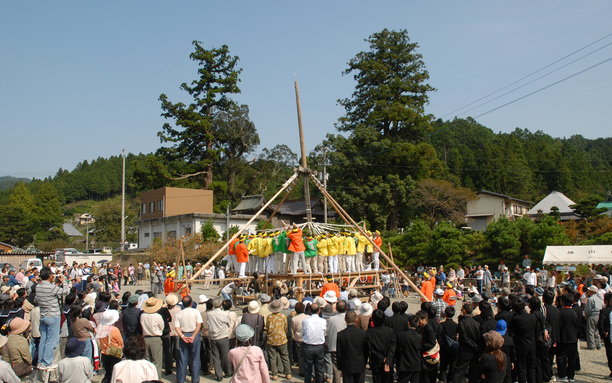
[429,118,612,202]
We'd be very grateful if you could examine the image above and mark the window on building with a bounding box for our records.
[184,227,192,235]
[144,232,150,238]
[153,232,162,239]
[141,203,147,214]
[149,201,155,213]
[167,230,176,239]
[513,205,522,215]
[158,200,163,212]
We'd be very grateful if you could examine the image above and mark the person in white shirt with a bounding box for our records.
[301,303,327,383]
[175,295,203,383]
[523,266,537,288]
[140,297,165,378]
[111,336,158,383]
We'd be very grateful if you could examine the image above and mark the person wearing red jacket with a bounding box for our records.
[235,235,250,278]
[420,272,434,302]
[228,237,240,276]
[287,224,310,274]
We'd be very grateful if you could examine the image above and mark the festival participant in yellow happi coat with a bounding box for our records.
[247,234,259,274]
[344,232,357,272]
[337,231,347,272]
[316,234,329,273]
[257,233,273,273]
[355,231,368,272]
[327,232,339,273]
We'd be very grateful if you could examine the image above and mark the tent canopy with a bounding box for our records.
[543,245,612,265]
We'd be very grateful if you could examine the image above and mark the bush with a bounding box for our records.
[201,220,220,242]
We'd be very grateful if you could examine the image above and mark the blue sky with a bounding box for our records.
[2,1,611,179]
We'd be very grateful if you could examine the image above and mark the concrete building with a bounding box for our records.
[465,190,533,231]
[137,187,262,248]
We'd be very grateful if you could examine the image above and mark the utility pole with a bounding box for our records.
[121,148,126,251]
[294,80,312,223]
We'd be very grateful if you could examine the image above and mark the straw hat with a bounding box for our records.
[274,280,282,288]
[269,300,283,313]
[259,293,271,303]
[198,295,209,304]
[360,302,373,317]
[143,297,163,313]
[9,317,30,335]
[166,293,179,306]
[248,300,260,314]
[0,335,7,349]
[588,285,598,293]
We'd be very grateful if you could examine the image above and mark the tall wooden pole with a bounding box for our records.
[189,172,299,281]
[310,173,430,301]
[294,81,312,223]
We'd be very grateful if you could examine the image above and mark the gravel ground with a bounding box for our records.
[83,282,611,383]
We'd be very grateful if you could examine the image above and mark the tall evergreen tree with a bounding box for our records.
[158,41,242,189]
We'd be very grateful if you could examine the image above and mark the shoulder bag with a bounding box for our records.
[230,346,251,383]
[106,330,123,359]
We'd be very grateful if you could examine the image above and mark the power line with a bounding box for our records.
[442,31,612,118]
[457,40,612,117]
[474,56,612,119]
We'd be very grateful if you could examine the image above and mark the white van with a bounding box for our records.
[19,258,43,272]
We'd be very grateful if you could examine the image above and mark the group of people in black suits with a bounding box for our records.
[333,285,604,383]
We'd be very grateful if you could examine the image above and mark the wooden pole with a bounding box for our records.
[181,239,188,286]
[309,173,429,301]
[264,190,291,227]
[294,80,312,223]
[189,172,300,281]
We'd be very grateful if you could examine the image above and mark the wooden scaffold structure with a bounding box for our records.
[185,80,429,302]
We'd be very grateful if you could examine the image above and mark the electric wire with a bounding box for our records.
[442,31,612,118]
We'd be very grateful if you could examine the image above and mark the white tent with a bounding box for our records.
[543,245,612,265]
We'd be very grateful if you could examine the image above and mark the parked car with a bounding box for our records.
[19,258,43,272]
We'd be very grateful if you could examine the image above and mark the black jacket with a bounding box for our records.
[337,325,368,374]
[559,307,578,344]
[495,310,513,328]
[122,306,142,338]
[396,328,423,373]
[457,315,481,354]
[510,312,537,351]
[366,326,396,368]
[543,303,561,344]
[598,305,612,340]
[384,313,409,336]
[501,333,516,366]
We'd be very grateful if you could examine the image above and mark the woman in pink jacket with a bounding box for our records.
[229,324,270,383]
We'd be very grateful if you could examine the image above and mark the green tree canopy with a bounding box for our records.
[158,41,242,189]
